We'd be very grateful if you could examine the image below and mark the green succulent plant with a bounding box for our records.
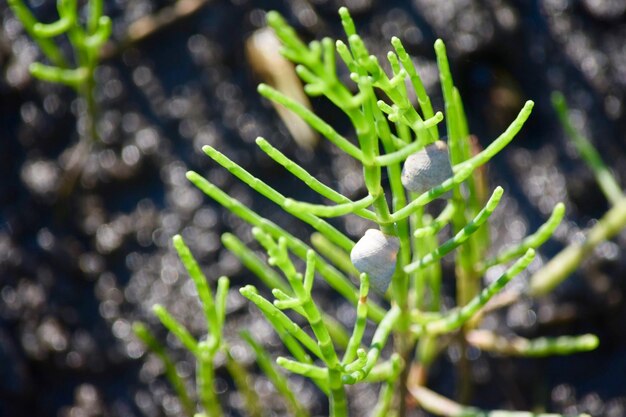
[136,8,622,417]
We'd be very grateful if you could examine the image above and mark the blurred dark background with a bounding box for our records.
[1,0,626,416]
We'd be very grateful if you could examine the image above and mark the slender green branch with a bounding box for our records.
[343,306,400,384]
[283,194,375,218]
[256,137,376,221]
[405,187,504,273]
[466,330,599,357]
[276,357,329,380]
[390,36,436,138]
[552,92,623,205]
[7,0,68,67]
[418,249,536,335]
[343,274,370,364]
[413,203,456,238]
[28,64,87,87]
[242,331,310,417]
[197,342,222,417]
[132,323,195,417]
[258,85,364,161]
[481,203,565,272]
[221,232,290,293]
[215,277,229,330]
[530,196,626,295]
[152,305,199,355]
[173,235,219,345]
[371,355,402,417]
[240,285,323,359]
[456,101,535,172]
[202,145,355,252]
[373,112,443,166]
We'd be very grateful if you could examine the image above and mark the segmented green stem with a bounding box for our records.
[413,203,456,238]
[221,233,290,293]
[466,330,599,357]
[203,145,355,252]
[371,354,402,417]
[480,202,565,272]
[343,306,400,384]
[240,285,323,359]
[390,37,436,139]
[417,249,535,335]
[258,86,364,161]
[173,235,219,346]
[343,274,370,364]
[255,137,376,220]
[197,342,222,417]
[405,187,504,273]
[7,0,68,67]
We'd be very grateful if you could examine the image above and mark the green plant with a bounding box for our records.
[137,8,609,417]
[8,0,111,191]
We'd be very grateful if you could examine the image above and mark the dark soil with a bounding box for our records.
[1,1,626,416]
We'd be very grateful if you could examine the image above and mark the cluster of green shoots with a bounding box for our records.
[130,8,626,417]
[8,0,111,191]
[13,2,625,417]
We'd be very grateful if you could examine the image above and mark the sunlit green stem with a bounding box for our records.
[203,145,354,252]
[197,342,222,417]
[173,235,219,346]
[480,203,565,272]
[256,138,376,221]
[240,285,323,359]
[417,249,535,335]
[343,306,400,384]
[405,187,504,273]
[258,85,364,161]
[343,274,370,364]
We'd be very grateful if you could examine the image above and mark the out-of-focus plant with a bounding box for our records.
[529,92,626,295]
[8,0,111,191]
[136,8,607,417]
